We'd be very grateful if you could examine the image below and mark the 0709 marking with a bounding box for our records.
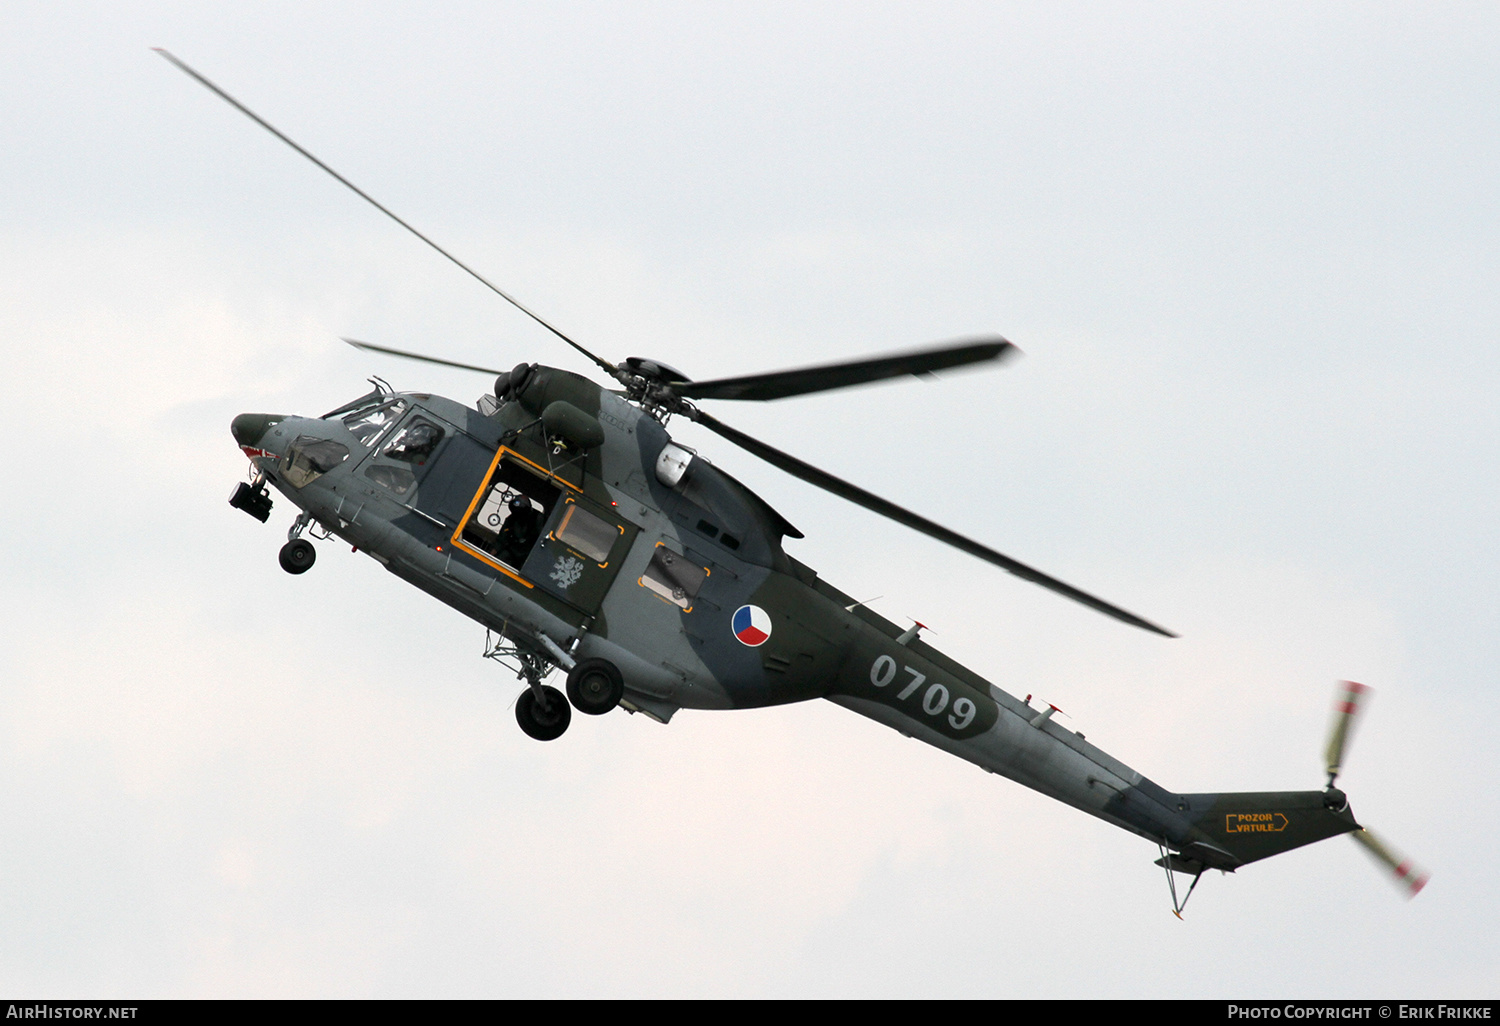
[869,654,977,729]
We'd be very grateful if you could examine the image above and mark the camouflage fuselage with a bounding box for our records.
[237,366,1358,873]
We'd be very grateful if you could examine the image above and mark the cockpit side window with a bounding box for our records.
[380,417,445,466]
[343,399,408,447]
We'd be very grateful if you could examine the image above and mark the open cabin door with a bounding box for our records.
[450,446,637,615]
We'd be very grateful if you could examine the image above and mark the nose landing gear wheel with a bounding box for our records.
[516,684,571,741]
[279,539,316,574]
[567,659,624,715]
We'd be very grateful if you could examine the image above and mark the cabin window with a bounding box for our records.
[640,543,708,610]
[281,436,350,489]
[342,399,407,447]
[554,501,620,564]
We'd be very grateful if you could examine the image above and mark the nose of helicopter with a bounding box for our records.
[231,413,286,449]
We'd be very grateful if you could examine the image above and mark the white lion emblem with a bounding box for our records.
[550,555,584,590]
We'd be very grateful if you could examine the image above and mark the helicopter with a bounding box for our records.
[163,50,1427,914]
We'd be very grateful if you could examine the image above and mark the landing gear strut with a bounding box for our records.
[484,630,573,741]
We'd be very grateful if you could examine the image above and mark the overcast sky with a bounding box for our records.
[0,1,1495,998]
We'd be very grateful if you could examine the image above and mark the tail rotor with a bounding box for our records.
[1323,681,1429,898]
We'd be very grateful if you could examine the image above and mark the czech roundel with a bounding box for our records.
[732,604,772,647]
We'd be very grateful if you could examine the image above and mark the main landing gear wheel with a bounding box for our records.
[516,684,571,741]
[279,539,316,574]
[566,659,624,715]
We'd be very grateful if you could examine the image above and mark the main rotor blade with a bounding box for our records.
[1324,680,1372,785]
[154,49,618,378]
[689,409,1175,636]
[675,337,1017,402]
[1351,828,1429,898]
[342,337,504,376]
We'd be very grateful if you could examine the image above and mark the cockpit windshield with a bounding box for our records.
[342,399,408,447]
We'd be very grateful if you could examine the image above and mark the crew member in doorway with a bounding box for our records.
[496,496,543,567]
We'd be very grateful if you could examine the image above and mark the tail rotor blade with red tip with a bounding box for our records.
[1351,827,1429,898]
[1324,680,1371,786]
